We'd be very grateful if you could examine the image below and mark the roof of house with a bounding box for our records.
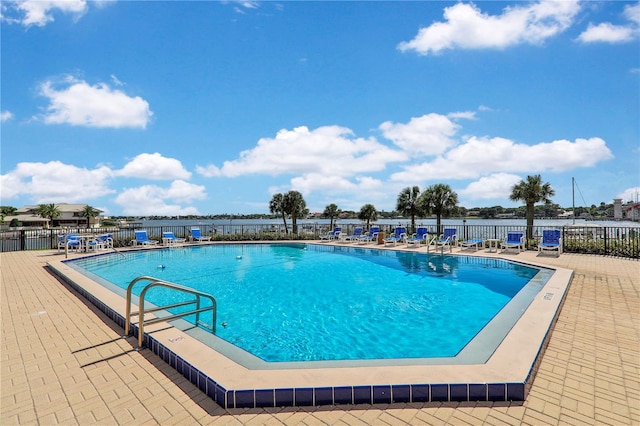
[15,203,104,214]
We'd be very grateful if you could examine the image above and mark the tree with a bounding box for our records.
[323,203,341,231]
[0,206,17,223]
[396,186,421,234]
[35,203,61,229]
[509,174,555,242]
[283,190,307,234]
[419,184,458,233]
[358,204,378,228]
[269,193,288,233]
[80,205,99,229]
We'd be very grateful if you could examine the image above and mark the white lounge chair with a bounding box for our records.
[384,227,406,246]
[357,226,380,245]
[406,227,428,247]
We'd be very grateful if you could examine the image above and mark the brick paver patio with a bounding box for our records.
[1,249,638,425]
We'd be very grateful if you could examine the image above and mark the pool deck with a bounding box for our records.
[1,246,638,425]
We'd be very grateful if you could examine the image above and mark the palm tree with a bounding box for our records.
[283,190,307,234]
[358,204,378,229]
[0,206,17,223]
[79,205,99,229]
[510,174,555,242]
[419,184,458,234]
[323,203,341,231]
[269,193,288,233]
[35,203,61,229]
[396,186,421,234]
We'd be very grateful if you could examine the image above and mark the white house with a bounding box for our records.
[3,204,103,228]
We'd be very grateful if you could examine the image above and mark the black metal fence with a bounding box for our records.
[1,223,638,259]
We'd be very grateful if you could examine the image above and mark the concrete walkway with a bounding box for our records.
[1,249,638,425]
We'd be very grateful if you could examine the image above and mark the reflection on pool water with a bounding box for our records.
[68,243,550,363]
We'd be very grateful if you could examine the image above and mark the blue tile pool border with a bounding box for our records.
[49,253,568,409]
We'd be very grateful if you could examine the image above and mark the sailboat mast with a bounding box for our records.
[572,177,575,225]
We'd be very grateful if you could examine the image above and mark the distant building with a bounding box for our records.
[622,202,640,221]
[3,204,103,228]
[613,198,623,219]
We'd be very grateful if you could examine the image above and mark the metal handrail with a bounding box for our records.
[125,275,217,348]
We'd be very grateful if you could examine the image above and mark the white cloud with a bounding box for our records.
[110,74,124,86]
[114,180,205,216]
[626,3,640,25]
[38,75,152,128]
[1,110,14,122]
[578,22,636,43]
[457,173,523,200]
[0,160,114,203]
[391,136,613,182]
[4,0,87,27]
[578,3,639,43]
[116,153,191,180]
[616,187,640,203]
[197,125,407,178]
[289,173,383,196]
[398,0,580,55]
[380,113,461,156]
[447,111,477,120]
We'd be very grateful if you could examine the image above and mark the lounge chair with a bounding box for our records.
[342,226,364,243]
[538,229,562,256]
[406,227,428,247]
[190,227,211,242]
[133,230,159,246]
[96,233,113,249]
[427,228,457,253]
[459,238,484,252]
[58,234,81,252]
[319,227,341,241]
[357,226,380,245]
[86,237,104,252]
[501,231,524,253]
[162,231,186,246]
[384,227,406,246]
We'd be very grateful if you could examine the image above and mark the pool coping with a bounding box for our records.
[47,242,573,408]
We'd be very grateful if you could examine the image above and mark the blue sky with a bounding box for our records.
[1,0,639,216]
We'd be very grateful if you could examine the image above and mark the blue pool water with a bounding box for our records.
[69,243,542,362]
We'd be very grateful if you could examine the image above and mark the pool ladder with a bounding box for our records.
[125,276,217,349]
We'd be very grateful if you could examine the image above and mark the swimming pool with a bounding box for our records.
[51,243,573,407]
[69,243,548,364]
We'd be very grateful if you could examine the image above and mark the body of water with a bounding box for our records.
[136,217,640,228]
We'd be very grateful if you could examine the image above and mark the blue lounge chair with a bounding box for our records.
[58,234,81,252]
[190,227,211,242]
[538,229,562,256]
[162,231,186,246]
[342,226,364,243]
[96,233,113,249]
[134,230,158,246]
[320,227,341,241]
[357,226,380,245]
[427,228,457,253]
[384,227,406,246]
[501,231,524,253]
[406,227,428,247]
[459,238,484,251]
